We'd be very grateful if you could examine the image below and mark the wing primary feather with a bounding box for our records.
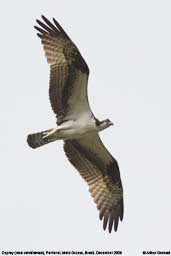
[114,217,119,232]
[108,212,114,233]
[37,33,43,38]
[36,19,55,34]
[34,25,47,35]
[103,214,109,230]
[99,207,106,220]
[52,18,70,38]
[41,15,59,32]
[120,199,124,221]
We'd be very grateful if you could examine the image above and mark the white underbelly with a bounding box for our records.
[57,119,97,140]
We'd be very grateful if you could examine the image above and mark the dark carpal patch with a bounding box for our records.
[63,43,89,74]
[61,65,77,115]
[72,140,121,184]
[70,140,106,174]
[106,161,121,184]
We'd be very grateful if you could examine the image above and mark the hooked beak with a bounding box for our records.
[109,121,114,126]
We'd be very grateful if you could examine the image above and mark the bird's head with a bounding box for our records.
[96,118,114,131]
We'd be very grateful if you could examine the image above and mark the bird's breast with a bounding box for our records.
[59,118,97,139]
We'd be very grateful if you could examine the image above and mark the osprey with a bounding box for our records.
[27,15,124,233]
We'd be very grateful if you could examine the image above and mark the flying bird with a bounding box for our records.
[27,15,124,233]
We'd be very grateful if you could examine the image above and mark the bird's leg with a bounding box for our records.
[42,120,74,140]
[42,127,61,139]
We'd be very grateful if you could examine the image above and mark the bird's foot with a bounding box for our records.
[42,128,59,139]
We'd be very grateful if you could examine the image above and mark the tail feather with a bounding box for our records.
[27,129,56,149]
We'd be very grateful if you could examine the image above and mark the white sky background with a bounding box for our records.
[0,0,171,253]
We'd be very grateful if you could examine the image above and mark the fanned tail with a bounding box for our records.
[27,129,56,149]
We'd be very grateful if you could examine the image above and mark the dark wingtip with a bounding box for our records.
[103,216,109,231]
[52,17,58,24]
[34,25,46,34]
[37,33,43,38]
[34,15,70,39]
[52,17,61,31]
[41,14,46,20]
[52,17,70,38]
[114,218,119,232]
[41,15,53,26]
[120,199,124,221]
[35,16,60,37]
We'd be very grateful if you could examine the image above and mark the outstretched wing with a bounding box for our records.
[34,16,92,125]
[64,134,124,233]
